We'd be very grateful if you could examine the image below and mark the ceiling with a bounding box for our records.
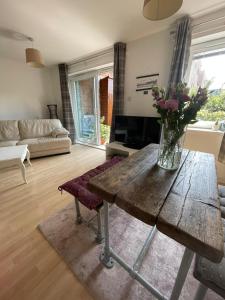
[0,0,225,65]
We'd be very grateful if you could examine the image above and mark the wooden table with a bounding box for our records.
[88,144,224,300]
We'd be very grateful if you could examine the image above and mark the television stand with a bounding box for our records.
[106,142,138,159]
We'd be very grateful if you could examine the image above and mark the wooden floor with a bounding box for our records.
[0,145,106,300]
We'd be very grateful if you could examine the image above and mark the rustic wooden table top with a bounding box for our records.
[88,144,224,263]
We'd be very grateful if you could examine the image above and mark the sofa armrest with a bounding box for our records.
[51,128,70,138]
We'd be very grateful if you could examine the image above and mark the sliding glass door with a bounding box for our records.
[70,72,100,145]
[70,67,113,146]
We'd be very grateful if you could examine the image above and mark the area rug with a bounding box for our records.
[38,203,222,300]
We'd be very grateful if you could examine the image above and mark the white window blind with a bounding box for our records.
[192,7,225,40]
[68,48,113,76]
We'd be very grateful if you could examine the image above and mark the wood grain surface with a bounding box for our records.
[89,144,224,262]
[88,144,159,202]
[115,150,189,226]
[158,151,224,262]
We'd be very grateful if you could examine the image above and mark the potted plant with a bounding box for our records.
[152,83,209,170]
[100,117,110,145]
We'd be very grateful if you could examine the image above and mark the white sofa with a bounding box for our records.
[0,119,71,158]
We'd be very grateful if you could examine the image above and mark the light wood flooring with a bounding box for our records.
[0,144,106,300]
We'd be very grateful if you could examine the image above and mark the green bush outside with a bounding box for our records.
[197,91,225,121]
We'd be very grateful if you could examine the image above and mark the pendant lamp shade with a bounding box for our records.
[143,0,183,21]
[25,48,44,68]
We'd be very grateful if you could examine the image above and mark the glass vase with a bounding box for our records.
[157,125,185,170]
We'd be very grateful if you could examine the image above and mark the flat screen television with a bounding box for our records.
[115,115,161,149]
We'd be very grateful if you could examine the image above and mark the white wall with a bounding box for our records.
[124,29,173,117]
[0,57,62,120]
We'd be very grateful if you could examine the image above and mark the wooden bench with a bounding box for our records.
[58,156,124,243]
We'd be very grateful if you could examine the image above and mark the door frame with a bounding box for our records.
[69,66,113,146]
[69,71,100,145]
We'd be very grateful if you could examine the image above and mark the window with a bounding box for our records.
[189,45,225,124]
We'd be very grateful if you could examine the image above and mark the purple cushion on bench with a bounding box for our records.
[58,156,124,210]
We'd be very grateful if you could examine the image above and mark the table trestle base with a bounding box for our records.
[101,201,167,300]
[133,224,157,272]
[100,252,114,268]
[101,201,197,300]
[110,248,167,300]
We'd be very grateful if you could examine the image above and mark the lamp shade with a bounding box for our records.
[143,0,183,21]
[25,48,44,68]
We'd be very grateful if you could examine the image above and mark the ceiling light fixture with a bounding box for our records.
[25,37,44,68]
[143,0,183,21]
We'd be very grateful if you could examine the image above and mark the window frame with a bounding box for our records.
[186,35,225,129]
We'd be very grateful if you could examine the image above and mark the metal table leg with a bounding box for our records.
[74,198,104,243]
[170,247,194,300]
[194,284,208,300]
[133,225,157,272]
[95,209,104,244]
[99,201,194,300]
[74,197,82,224]
[100,200,114,268]
[99,201,166,300]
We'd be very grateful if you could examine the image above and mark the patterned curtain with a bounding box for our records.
[58,63,76,144]
[168,15,192,88]
[218,133,225,164]
[110,42,126,142]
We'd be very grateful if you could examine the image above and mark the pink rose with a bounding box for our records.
[165,99,179,112]
[157,99,167,109]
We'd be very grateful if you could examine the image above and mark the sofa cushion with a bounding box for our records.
[0,140,19,147]
[18,119,63,139]
[0,120,20,141]
[17,137,71,153]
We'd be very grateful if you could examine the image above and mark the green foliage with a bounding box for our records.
[100,117,110,143]
[197,91,225,121]
[197,110,225,121]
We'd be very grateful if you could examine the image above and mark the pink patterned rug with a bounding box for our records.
[38,203,222,300]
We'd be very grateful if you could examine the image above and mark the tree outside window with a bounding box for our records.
[189,50,225,122]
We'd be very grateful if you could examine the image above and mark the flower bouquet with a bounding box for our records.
[152,83,208,170]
